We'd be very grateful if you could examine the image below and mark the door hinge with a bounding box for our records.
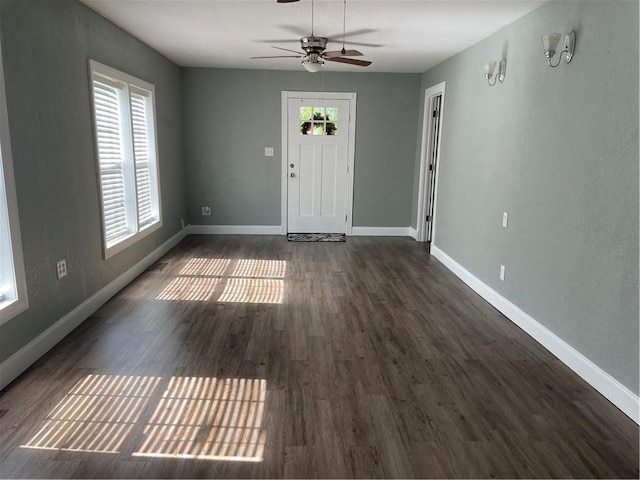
[345,214,348,222]
[429,164,433,171]
[426,215,432,222]
[433,110,438,118]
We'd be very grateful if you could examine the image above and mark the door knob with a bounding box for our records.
[290,163,295,168]
[290,173,295,178]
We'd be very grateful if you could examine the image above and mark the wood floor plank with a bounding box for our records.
[0,234,637,478]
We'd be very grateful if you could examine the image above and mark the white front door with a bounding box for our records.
[284,94,354,234]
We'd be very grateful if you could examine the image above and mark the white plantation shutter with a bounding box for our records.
[0,40,28,323]
[130,91,154,228]
[90,61,162,258]
[93,80,129,243]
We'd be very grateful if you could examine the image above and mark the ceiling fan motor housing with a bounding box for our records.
[300,36,328,54]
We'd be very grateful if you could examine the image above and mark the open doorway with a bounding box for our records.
[416,82,446,247]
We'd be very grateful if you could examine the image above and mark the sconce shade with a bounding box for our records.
[542,30,576,67]
[541,33,562,56]
[483,61,497,76]
[482,58,506,86]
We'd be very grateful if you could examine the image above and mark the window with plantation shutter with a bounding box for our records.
[89,61,162,259]
[0,40,28,324]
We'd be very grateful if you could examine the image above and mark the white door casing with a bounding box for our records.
[281,91,356,235]
[416,82,446,243]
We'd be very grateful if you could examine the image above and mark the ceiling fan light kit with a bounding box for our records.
[302,53,324,73]
[253,0,372,72]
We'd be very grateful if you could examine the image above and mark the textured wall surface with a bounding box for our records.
[182,69,420,228]
[0,0,186,363]
[413,0,639,393]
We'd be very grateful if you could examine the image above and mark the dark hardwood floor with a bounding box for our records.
[0,235,637,478]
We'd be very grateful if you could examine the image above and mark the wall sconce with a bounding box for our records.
[541,31,575,67]
[483,58,506,86]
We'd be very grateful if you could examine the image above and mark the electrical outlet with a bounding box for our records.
[502,212,508,228]
[56,259,67,279]
[499,265,505,281]
[201,205,211,216]
[264,147,274,157]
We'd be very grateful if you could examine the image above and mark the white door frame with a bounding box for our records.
[281,91,357,235]
[416,82,446,243]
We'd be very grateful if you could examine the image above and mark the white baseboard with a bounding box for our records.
[431,245,639,425]
[351,226,411,237]
[188,225,281,235]
[408,226,419,240]
[0,228,188,391]
[188,225,414,237]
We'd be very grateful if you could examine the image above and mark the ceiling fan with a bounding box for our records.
[252,0,372,72]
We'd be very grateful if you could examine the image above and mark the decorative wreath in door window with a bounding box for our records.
[300,112,336,136]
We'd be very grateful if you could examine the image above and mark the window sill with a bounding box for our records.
[0,296,28,326]
[104,219,162,260]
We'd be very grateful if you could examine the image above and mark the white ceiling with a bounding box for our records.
[80,0,546,73]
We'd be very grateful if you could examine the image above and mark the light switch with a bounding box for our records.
[502,211,509,228]
[264,147,274,157]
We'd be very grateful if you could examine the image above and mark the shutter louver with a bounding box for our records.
[130,92,154,228]
[93,81,128,243]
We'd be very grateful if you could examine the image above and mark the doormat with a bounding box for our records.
[147,262,168,272]
[288,233,346,242]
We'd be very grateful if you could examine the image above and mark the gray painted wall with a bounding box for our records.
[413,0,639,393]
[0,0,186,363]
[182,69,420,227]
[1,0,636,402]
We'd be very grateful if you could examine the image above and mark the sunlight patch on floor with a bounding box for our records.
[21,375,268,462]
[156,277,221,301]
[231,259,286,279]
[133,377,267,462]
[156,258,286,304]
[21,375,160,454]
[179,258,231,276]
[218,278,283,304]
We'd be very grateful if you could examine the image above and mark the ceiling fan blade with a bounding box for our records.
[325,56,372,67]
[272,46,304,54]
[323,28,378,41]
[277,0,300,3]
[278,25,311,37]
[251,55,303,59]
[336,40,383,48]
[255,39,299,45]
[323,49,363,58]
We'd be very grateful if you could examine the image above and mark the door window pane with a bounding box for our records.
[299,106,339,136]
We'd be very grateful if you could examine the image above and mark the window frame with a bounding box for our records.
[88,60,162,259]
[0,42,28,325]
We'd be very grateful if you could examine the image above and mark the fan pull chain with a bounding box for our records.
[342,0,347,54]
